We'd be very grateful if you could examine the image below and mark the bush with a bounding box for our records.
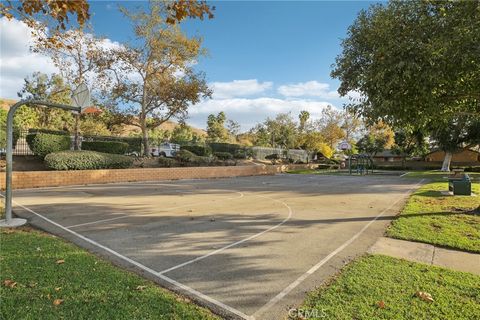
[265,153,280,164]
[181,145,212,156]
[233,149,247,159]
[175,149,214,166]
[175,149,197,163]
[45,150,133,170]
[83,135,142,153]
[158,157,176,167]
[26,132,71,159]
[214,152,233,160]
[208,142,242,154]
[81,141,129,155]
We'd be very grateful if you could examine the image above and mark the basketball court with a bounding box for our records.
[11,174,423,320]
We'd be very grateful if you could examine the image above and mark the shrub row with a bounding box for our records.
[81,140,129,155]
[83,135,142,153]
[26,132,71,159]
[158,157,176,168]
[45,150,133,170]
[208,142,242,154]
[214,152,233,160]
[181,145,212,156]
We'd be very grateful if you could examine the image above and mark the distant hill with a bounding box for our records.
[0,98,17,110]
[0,98,206,136]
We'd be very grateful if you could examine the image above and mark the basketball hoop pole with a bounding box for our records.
[0,100,80,228]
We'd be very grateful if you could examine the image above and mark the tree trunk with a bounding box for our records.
[141,123,149,157]
[440,151,452,172]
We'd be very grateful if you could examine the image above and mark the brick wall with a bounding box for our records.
[0,164,317,190]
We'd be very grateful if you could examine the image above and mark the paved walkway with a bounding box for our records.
[369,237,480,275]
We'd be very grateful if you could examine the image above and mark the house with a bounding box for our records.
[425,148,480,163]
[372,150,404,162]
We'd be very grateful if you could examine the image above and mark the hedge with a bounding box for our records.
[83,135,142,153]
[82,140,128,155]
[208,142,242,154]
[181,145,212,156]
[158,157,176,167]
[214,152,233,160]
[26,132,71,159]
[175,149,213,166]
[45,150,133,170]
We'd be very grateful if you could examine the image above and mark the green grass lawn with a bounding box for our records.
[0,227,218,320]
[387,182,480,252]
[402,170,480,182]
[302,254,480,320]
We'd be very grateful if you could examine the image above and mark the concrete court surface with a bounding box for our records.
[11,174,423,320]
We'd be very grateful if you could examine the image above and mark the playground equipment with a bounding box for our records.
[348,154,374,175]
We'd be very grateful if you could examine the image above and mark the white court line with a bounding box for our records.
[65,191,244,229]
[251,179,425,318]
[399,172,410,177]
[5,196,253,320]
[158,193,293,275]
[8,181,191,192]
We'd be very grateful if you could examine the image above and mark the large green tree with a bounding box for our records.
[206,112,231,142]
[17,72,74,130]
[332,0,480,170]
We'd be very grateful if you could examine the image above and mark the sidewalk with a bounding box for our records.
[369,237,480,275]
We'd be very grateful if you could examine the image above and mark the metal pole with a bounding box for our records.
[1,100,80,228]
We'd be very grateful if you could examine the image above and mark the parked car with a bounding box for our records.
[149,142,180,157]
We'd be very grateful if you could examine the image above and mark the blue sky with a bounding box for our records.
[90,1,372,89]
[1,1,377,130]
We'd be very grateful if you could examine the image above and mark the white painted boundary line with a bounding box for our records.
[65,190,244,229]
[399,172,410,177]
[5,196,253,320]
[158,193,293,275]
[251,179,425,318]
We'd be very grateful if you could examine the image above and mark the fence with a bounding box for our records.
[251,146,314,162]
[1,128,142,156]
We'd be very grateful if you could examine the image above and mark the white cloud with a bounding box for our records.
[0,17,126,99]
[187,97,335,131]
[0,17,58,99]
[210,79,273,99]
[277,80,339,99]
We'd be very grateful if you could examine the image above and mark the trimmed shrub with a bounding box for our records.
[208,142,242,154]
[45,150,133,170]
[214,152,233,160]
[83,135,142,153]
[26,132,71,159]
[175,149,197,163]
[81,140,128,155]
[265,153,280,164]
[182,145,212,156]
[233,149,247,159]
[175,149,214,166]
[158,157,176,167]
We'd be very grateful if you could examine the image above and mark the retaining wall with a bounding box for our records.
[0,164,317,190]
